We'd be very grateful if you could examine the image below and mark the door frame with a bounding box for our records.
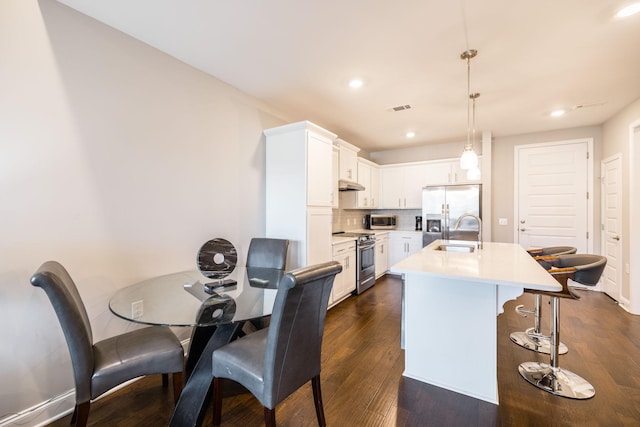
[601,153,622,301]
[628,119,640,314]
[513,138,594,254]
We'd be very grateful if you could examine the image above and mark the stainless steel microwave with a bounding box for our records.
[365,214,397,230]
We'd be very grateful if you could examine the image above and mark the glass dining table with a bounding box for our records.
[109,267,284,427]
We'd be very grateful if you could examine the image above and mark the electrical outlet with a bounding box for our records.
[132,300,143,319]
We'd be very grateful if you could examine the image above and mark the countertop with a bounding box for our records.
[390,239,562,292]
[331,235,357,245]
[332,228,420,244]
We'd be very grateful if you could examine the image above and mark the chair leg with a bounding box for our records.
[172,372,183,405]
[264,407,276,427]
[311,375,326,427]
[510,294,568,355]
[162,373,169,387]
[212,378,223,427]
[518,296,595,399]
[71,402,90,427]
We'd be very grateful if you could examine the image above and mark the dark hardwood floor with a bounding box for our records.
[49,275,640,426]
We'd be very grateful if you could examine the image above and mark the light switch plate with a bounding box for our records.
[499,218,508,226]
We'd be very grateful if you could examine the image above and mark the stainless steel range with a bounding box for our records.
[334,232,376,294]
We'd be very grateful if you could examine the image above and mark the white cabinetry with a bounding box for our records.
[380,158,483,209]
[339,158,381,210]
[336,138,360,182]
[389,231,423,268]
[356,158,380,208]
[265,121,336,269]
[330,240,356,307]
[370,163,380,208]
[332,146,339,208]
[375,232,389,278]
[425,158,482,186]
[380,163,429,209]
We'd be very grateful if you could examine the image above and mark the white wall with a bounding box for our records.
[0,0,287,423]
[602,97,640,309]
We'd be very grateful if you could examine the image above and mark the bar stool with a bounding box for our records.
[510,246,577,354]
[518,254,606,399]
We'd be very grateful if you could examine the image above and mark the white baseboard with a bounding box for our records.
[0,390,75,427]
[1,339,191,427]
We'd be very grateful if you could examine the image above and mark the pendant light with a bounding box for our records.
[459,49,478,171]
[466,92,481,180]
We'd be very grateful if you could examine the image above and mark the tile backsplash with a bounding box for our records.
[332,208,421,233]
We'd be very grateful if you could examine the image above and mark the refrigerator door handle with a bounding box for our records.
[444,204,450,240]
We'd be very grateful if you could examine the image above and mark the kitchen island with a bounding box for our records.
[390,239,562,404]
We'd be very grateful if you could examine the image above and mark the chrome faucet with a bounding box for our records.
[453,213,483,249]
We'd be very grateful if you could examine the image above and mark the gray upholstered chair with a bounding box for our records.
[518,254,607,399]
[30,261,185,427]
[211,261,342,427]
[247,237,289,270]
[245,237,289,331]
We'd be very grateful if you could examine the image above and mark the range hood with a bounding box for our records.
[338,179,365,191]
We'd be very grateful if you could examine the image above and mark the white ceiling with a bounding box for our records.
[55,0,640,153]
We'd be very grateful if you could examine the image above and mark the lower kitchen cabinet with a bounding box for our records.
[330,240,356,307]
[389,231,423,268]
[375,232,389,278]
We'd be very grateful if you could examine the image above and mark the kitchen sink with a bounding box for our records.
[434,243,476,253]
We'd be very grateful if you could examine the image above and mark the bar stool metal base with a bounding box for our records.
[518,362,595,399]
[509,330,568,355]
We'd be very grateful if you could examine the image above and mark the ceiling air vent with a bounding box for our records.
[389,104,412,112]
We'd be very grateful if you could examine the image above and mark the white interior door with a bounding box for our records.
[601,154,622,301]
[515,140,589,252]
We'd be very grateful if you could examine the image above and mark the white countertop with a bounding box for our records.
[390,239,561,292]
[331,235,357,245]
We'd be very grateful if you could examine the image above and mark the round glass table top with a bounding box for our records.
[109,268,283,327]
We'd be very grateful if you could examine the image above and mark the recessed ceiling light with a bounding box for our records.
[406,131,416,138]
[616,3,640,18]
[550,109,566,117]
[348,79,364,89]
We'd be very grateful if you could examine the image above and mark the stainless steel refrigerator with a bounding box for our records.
[422,184,482,247]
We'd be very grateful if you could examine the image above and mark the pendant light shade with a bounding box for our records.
[460,148,478,170]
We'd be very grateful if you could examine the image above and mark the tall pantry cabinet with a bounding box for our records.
[264,121,336,269]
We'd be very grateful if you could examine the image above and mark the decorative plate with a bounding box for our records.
[196,238,238,279]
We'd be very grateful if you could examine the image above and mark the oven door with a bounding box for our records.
[356,242,376,294]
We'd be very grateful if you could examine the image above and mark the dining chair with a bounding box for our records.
[246,237,289,270]
[245,237,289,331]
[30,261,185,427]
[211,261,342,427]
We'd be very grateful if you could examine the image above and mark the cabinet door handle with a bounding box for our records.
[381,244,384,254]
[346,256,349,268]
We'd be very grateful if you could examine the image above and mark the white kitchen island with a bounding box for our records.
[390,240,562,405]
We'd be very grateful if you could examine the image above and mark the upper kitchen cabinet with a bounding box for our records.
[424,158,483,185]
[332,146,339,208]
[335,138,360,182]
[264,121,336,269]
[339,157,380,209]
[380,163,429,209]
[356,158,380,209]
[265,121,336,208]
